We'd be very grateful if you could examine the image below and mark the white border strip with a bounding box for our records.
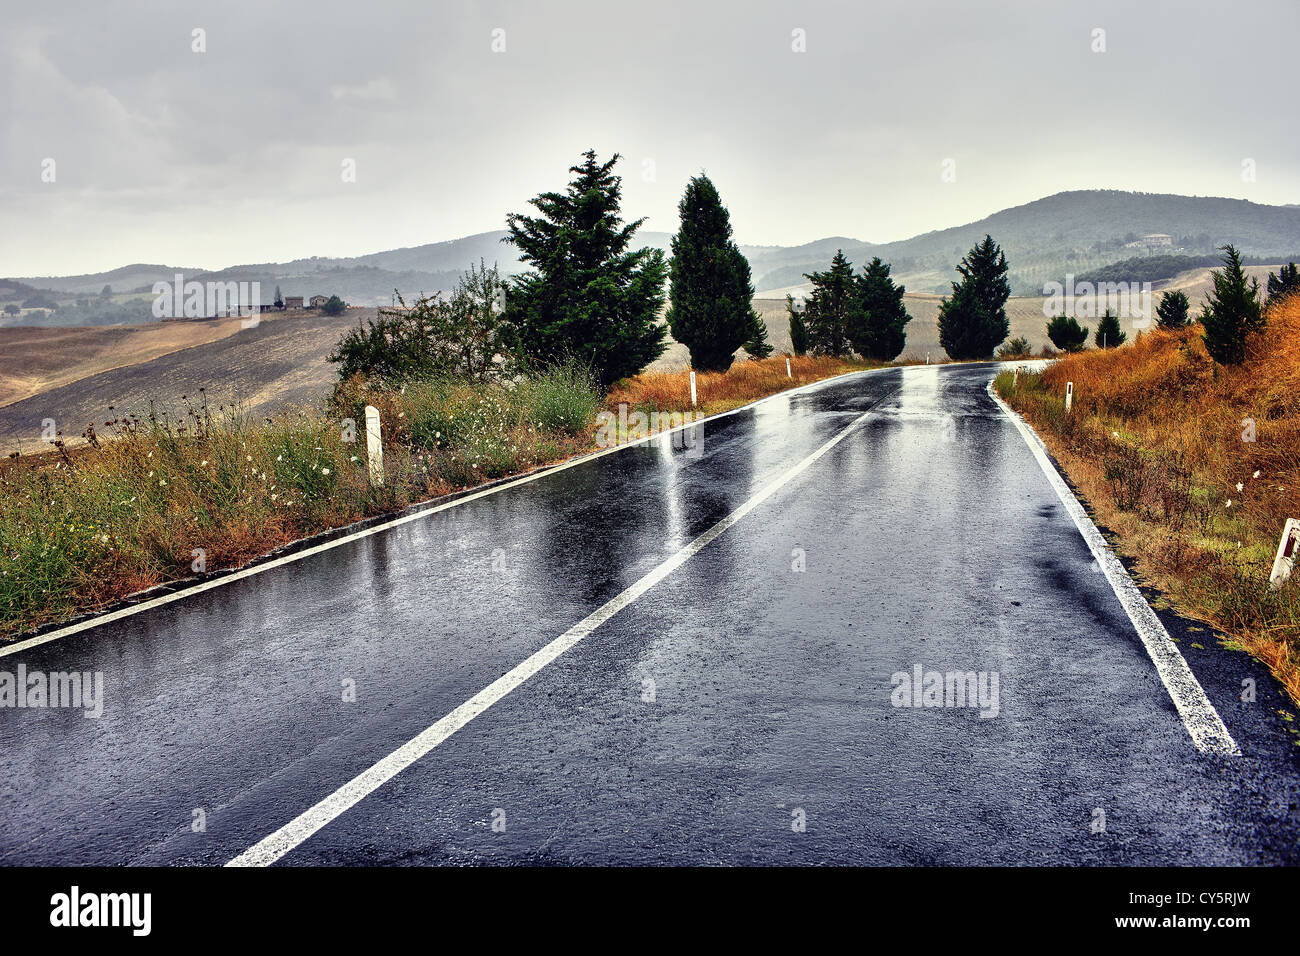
[987,377,1240,756]
[227,389,894,866]
[1,364,894,660]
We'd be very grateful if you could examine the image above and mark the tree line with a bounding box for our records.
[332,148,1300,386]
[783,251,911,361]
[1044,246,1297,364]
[333,148,924,387]
[333,150,778,388]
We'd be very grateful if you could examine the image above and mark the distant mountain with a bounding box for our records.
[753,191,1300,295]
[7,190,1300,325]
[15,264,204,296]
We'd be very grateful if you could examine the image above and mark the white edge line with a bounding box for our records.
[226,390,892,866]
[1,364,895,659]
[986,376,1240,757]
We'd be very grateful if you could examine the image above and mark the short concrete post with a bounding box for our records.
[1013,368,1018,390]
[364,404,384,487]
[1269,518,1300,590]
[786,357,792,379]
[1065,381,1073,415]
[689,370,697,407]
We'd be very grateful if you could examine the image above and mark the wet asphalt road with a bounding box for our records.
[2,363,1297,866]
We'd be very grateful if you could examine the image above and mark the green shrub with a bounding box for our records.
[515,360,600,435]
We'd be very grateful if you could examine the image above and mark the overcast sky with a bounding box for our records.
[3,0,1298,276]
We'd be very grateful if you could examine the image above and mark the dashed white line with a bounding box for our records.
[227,389,895,866]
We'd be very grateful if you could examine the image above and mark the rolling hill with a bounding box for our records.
[6,258,1288,456]
[9,191,1300,328]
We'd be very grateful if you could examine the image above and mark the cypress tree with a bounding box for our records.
[937,235,1010,360]
[802,250,856,357]
[744,312,773,359]
[666,174,765,370]
[1201,244,1263,365]
[503,149,668,388]
[849,257,911,361]
[1046,315,1089,352]
[1094,309,1125,348]
[1267,262,1300,303]
[787,295,809,356]
[1154,290,1190,329]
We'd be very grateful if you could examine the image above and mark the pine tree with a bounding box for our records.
[504,149,668,387]
[1267,262,1300,303]
[666,175,764,370]
[1201,244,1264,366]
[1154,290,1190,329]
[802,250,856,357]
[937,235,1010,360]
[1046,315,1089,352]
[1094,309,1125,348]
[744,312,773,359]
[274,285,284,309]
[849,257,911,361]
[787,295,809,356]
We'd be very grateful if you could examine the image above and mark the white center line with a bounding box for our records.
[226,389,897,866]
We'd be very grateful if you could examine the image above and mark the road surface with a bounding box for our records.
[2,363,1297,865]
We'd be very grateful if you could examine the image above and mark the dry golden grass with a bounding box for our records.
[607,354,879,416]
[997,297,1300,706]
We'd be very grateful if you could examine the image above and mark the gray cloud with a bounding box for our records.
[3,0,1298,275]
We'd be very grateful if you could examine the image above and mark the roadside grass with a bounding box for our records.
[994,298,1300,709]
[1,351,878,640]
[0,364,599,639]
[607,354,880,418]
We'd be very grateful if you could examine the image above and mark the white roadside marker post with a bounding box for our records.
[1269,518,1300,590]
[1013,368,1019,390]
[689,370,697,407]
[364,404,384,487]
[786,357,792,379]
[1065,381,1074,415]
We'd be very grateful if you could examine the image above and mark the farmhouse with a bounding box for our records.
[309,295,329,307]
[283,296,304,309]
